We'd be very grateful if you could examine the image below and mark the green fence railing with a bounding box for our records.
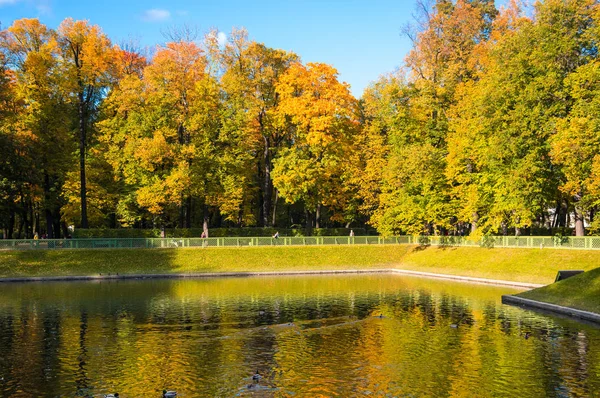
[1,235,600,250]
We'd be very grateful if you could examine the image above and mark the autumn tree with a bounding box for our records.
[1,19,73,238]
[448,0,599,237]
[57,18,114,228]
[99,38,225,229]
[349,74,402,225]
[217,28,298,226]
[273,62,358,228]
[0,47,25,238]
[366,0,498,236]
[552,62,600,235]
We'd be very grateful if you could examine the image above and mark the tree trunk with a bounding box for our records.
[32,205,36,235]
[203,204,209,235]
[471,212,479,233]
[574,205,585,236]
[271,188,278,227]
[17,211,24,239]
[185,196,192,229]
[53,207,62,239]
[7,209,15,239]
[237,208,244,228]
[552,202,560,229]
[78,90,88,229]
[315,204,321,229]
[61,221,70,239]
[44,173,55,239]
[20,201,28,238]
[262,136,272,227]
[305,209,313,236]
[555,199,568,228]
[32,203,37,237]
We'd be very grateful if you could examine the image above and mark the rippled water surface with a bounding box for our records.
[0,274,599,397]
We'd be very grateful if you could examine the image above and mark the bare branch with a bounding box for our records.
[161,24,200,43]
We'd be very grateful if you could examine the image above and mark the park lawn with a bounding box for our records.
[397,245,600,284]
[0,245,413,278]
[517,266,600,314]
[0,244,599,285]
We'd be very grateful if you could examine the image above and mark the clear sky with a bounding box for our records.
[0,0,506,97]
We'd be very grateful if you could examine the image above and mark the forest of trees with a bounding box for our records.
[1,0,600,239]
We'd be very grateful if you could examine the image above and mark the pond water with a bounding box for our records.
[0,274,598,397]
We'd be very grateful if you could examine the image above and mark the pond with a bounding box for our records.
[0,274,598,397]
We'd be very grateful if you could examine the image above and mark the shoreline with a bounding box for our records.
[0,268,543,289]
[1,262,596,324]
[2,245,598,323]
[502,295,600,324]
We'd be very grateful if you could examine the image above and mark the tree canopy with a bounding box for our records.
[2,0,600,238]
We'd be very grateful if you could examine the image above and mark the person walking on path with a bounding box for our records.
[201,229,209,247]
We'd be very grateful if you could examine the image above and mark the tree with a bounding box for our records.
[552,62,600,235]
[273,62,358,228]
[217,28,298,226]
[99,39,224,229]
[448,0,599,236]
[0,48,25,238]
[1,18,73,238]
[57,18,114,228]
[369,0,498,236]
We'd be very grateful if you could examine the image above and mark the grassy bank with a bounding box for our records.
[517,267,600,314]
[1,245,599,284]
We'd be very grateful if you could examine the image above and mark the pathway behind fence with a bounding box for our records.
[1,235,600,250]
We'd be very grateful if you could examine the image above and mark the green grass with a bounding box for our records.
[397,246,600,284]
[1,244,599,285]
[517,267,600,314]
[0,245,414,278]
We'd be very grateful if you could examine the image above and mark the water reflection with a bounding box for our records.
[0,275,598,397]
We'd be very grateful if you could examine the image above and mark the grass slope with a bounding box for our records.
[398,246,600,284]
[1,245,599,284]
[517,267,600,314]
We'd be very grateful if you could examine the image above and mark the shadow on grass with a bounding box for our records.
[412,245,430,252]
[411,244,462,252]
[7,248,181,278]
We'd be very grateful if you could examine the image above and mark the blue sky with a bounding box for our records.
[0,0,506,97]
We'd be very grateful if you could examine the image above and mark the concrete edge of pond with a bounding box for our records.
[502,295,600,324]
[0,268,543,289]
[390,269,543,289]
[0,269,392,283]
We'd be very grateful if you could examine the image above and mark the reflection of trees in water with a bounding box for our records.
[384,290,475,328]
[75,312,91,396]
[0,314,16,396]
[480,302,597,397]
[0,278,599,396]
[41,309,62,394]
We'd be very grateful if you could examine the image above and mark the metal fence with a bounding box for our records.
[1,235,600,251]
